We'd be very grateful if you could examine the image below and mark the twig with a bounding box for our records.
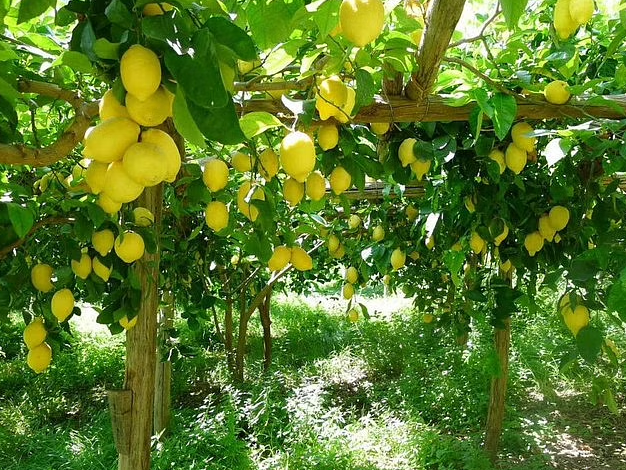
[0,216,74,260]
[448,7,502,49]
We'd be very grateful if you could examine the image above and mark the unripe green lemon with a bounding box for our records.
[345,266,359,284]
[342,282,355,300]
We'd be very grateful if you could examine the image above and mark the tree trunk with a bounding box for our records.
[224,296,235,374]
[117,185,162,470]
[484,317,511,463]
[235,304,254,382]
[259,289,273,372]
[154,289,173,439]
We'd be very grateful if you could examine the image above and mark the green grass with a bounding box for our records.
[1,291,623,470]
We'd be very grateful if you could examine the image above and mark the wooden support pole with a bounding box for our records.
[107,390,132,455]
[154,289,174,438]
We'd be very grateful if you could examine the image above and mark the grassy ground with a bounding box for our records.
[0,288,624,470]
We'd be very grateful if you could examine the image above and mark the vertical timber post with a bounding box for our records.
[154,289,173,438]
[118,185,162,470]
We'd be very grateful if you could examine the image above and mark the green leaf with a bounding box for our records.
[443,250,465,287]
[164,29,229,108]
[93,38,120,60]
[105,0,134,29]
[607,272,626,322]
[239,112,284,139]
[142,15,191,43]
[576,326,603,363]
[500,0,528,29]
[17,0,55,24]
[0,77,21,104]
[355,68,375,111]
[247,0,304,50]
[205,16,256,61]
[51,51,94,73]
[187,97,245,145]
[567,259,598,283]
[7,203,34,239]
[310,0,340,38]
[490,93,517,141]
[172,88,206,148]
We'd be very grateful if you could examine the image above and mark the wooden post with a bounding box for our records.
[107,390,132,455]
[259,289,273,372]
[154,289,173,438]
[117,185,162,470]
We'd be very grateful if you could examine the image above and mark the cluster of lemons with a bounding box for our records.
[398,138,432,181]
[22,316,51,373]
[82,44,180,215]
[267,245,313,272]
[554,0,594,40]
[524,205,570,256]
[558,292,590,336]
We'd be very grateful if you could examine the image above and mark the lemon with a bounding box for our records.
[99,89,130,121]
[423,314,434,324]
[339,0,385,47]
[133,207,154,227]
[544,80,571,104]
[331,243,346,259]
[451,242,462,252]
[90,230,113,256]
[370,122,390,135]
[284,177,304,207]
[114,231,145,263]
[348,214,361,229]
[83,117,140,163]
[290,246,313,271]
[549,205,570,231]
[305,171,326,201]
[410,159,431,181]
[97,193,123,214]
[406,205,419,221]
[27,342,52,373]
[268,245,292,272]
[315,76,348,121]
[92,257,113,282]
[71,253,92,280]
[554,0,577,39]
[122,142,167,187]
[511,122,537,152]
[231,150,255,172]
[327,234,340,253]
[398,138,417,167]
[348,309,359,322]
[142,2,173,15]
[85,160,108,194]
[258,148,280,181]
[488,149,506,174]
[205,201,229,232]
[345,266,359,284]
[391,248,406,270]
[372,225,385,242]
[464,196,476,213]
[569,0,594,25]
[538,214,556,242]
[563,304,589,336]
[500,259,513,272]
[23,318,47,350]
[203,158,230,192]
[120,44,162,102]
[505,143,527,174]
[237,181,265,222]
[342,282,355,300]
[493,223,509,247]
[524,231,544,257]
[119,315,138,330]
[140,129,181,183]
[72,159,89,181]
[425,235,435,250]
[280,131,317,182]
[469,231,485,255]
[318,123,339,150]
[31,263,54,293]
[52,288,75,322]
[336,86,356,124]
[329,166,352,195]
[266,78,286,100]
[382,274,391,285]
[102,161,145,203]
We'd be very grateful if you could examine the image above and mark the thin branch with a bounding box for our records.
[0,216,74,260]
[448,7,502,49]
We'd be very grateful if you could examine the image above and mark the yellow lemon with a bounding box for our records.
[327,234,340,253]
[99,89,130,121]
[92,257,113,282]
[423,314,434,324]
[120,44,162,102]
[329,166,352,195]
[140,129,181,183]
[102,161,145,203]
[331,243,346,259]
[119,315,138,330]
[505,143,527,174]
[345,266,359,284]
[538,214,556,242]
[85,160,108,194]
[114,231,145,263]
[71,253,92,280]
[425,235,435,250]
[268,245,292,272]
[410,158,431,181]
[348,309,359,322]
[544,80,571,104]
[23,317,47,350]
[290,246,313,271]
[348,214,361,229]
[27,342,52,373]
[205,201,229,232]
[284,177,305,207]
[464,196,476,213]
[370,122,390,135]
[342,282,355,300]
[569,0,594,25]
[97,193,123,215]
[511,122,537,152]
[318,123,339,150]
[31,263,54,293]
[92,229,115,256]
[315,75,348,121]
[336,86,356,124]
[51,289,75,322]
[469,232,485,255]
[339,0,385,47]
[406,205,419,221]
[554,0,577,39]
[563,304,590,336]
[500,259,513,272]
[305,171,327,201]
[122,142,167,187]
[488,149,506,174]
[549,205,570,231]
[142,2,173,16]
[231,150,255,172]
[524,231,544,257]
[390,248,406,270]
[493,223,509,247]
[398,138,417,167]
[382,274,391,285]
[237,181,265,222]
[258,148,280,181]
[372,225,385,242]
[83,117,140,163]
[280,131,317,182]
[133,207,154,227]
[203,158,230,192]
